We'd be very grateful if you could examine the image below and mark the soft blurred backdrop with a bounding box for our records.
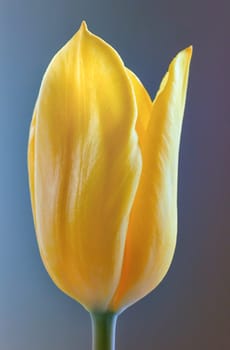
[0,0,229,349]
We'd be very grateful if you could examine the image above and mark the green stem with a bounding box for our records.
[90,312,118,350]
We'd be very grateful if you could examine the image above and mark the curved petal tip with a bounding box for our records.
[176,45,193,61]
[186,45,193,56]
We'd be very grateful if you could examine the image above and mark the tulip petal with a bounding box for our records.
[126,69,152,143]
[111,47,192,311]
[29,22,142,311]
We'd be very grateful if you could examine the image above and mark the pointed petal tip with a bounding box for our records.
[80,20,88,32]
[177,45,193,60]
[170,45,193,72]
[186,45,193,57]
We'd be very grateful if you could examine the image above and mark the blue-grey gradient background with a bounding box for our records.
[0,0,229,349]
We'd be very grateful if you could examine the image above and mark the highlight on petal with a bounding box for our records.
[110,47,192,311]
[29,22,142,311]
[28,107,36,227]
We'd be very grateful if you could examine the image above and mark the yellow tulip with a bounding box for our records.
[28,21,192,339]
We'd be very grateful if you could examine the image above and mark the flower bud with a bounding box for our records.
[28,21,192,313]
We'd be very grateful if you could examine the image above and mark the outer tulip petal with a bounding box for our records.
[111,47,192,311]
[29,22,142,311]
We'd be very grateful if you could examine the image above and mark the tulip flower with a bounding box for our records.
[28,21,192,350]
